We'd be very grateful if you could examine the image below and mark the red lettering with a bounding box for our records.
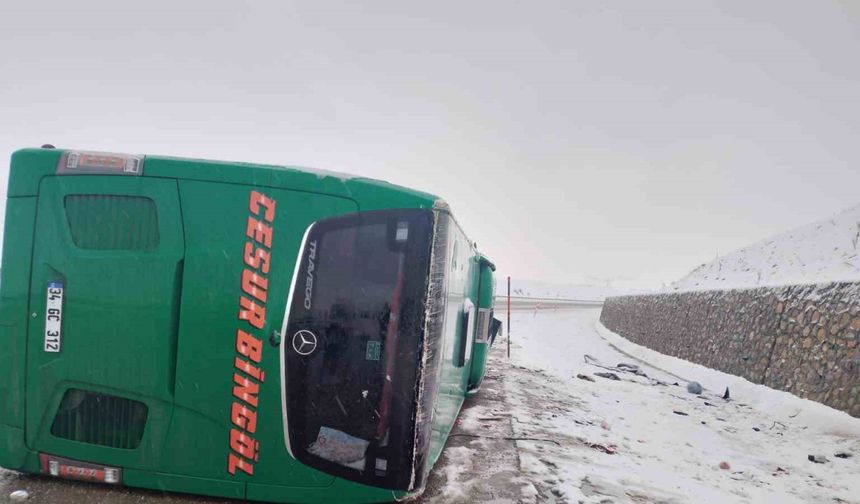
[241,268,268,303]
[243,242,271,274]
[232,373,260,407]
[235,356,265,382]
[230,428,260,462]
[227,452,254,475]
[246,217,273,248]
[249,191,276,222]
[231,402,258,433]
[236,329,263,362]
[227,190,277,478]
[238,296,266,329]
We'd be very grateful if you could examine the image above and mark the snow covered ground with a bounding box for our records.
[672,203,860,291]
[496,307,860,503]
[5,306,859,504]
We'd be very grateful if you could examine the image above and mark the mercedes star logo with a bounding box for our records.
[292,329,318,356]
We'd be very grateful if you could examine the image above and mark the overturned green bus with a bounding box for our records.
[0,148,499,503]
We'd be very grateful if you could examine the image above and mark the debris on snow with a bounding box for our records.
[769,421,787,430]
[686,381,703,394]
[723,387,731,400]
[597,321,860,438]
[576,373,595,382]
[585,442,617,455]
[718,461,731,470]
[834,452,852,459]
[503,308,860,504]
[9,490,28,501]
[594,372,621,381]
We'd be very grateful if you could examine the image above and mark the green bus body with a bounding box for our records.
[0,148,497,503]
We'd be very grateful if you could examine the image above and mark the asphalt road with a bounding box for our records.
[0,297,600,504]
[0,352,523,504]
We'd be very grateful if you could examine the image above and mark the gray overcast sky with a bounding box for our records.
[1,1,859,288]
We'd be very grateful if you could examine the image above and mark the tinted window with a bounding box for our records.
[284,209,433,490]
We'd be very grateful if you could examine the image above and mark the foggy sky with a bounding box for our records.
[2,1,859,289]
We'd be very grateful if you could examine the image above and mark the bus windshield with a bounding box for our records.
[283,208,434,490]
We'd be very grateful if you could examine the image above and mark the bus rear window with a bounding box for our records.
[283,208,434,490]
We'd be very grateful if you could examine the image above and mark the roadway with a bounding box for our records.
[496,295,604,311]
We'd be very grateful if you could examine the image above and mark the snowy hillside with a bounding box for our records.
[672,203,860,291]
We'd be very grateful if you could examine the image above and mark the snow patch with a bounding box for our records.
[9,490,28,501]
[500,308,860,503]
[439,446,476,500]
[595,321,860,438]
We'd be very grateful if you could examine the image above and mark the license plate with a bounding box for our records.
[39,453,122,484]
[44,281,64,353]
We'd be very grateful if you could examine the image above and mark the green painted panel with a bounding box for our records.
[123,469,246,500]
[468,260,496,391]
[165,179,355,486]
[0,197,37,428]
[25,175,184,471]
[247,478,405,503]
[345,178,437,212]
[0,423,27,470]
[8,148,62,197]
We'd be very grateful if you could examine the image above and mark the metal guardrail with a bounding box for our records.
[495,295,604,309]
[495,282,604,358]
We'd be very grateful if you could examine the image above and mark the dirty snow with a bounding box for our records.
[437,446,477,501]
[8,490,28,501]
[672,203,860,291]
[500,307,860,503]
[595,322,860,439]
[420,357,527,504]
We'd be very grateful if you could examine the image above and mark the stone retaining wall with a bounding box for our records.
[599,282,860,418]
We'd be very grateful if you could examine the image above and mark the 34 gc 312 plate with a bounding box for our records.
[44,281,64,352]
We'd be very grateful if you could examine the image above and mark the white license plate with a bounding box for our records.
[44,281,64,353]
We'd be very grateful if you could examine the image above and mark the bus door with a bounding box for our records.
[25,174,184,468]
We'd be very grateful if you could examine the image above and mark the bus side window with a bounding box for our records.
[475,308,492,344]
[456,299,474,367]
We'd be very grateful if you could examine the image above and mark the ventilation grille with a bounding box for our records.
[51,390,148,449]
[64,195,159,250]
